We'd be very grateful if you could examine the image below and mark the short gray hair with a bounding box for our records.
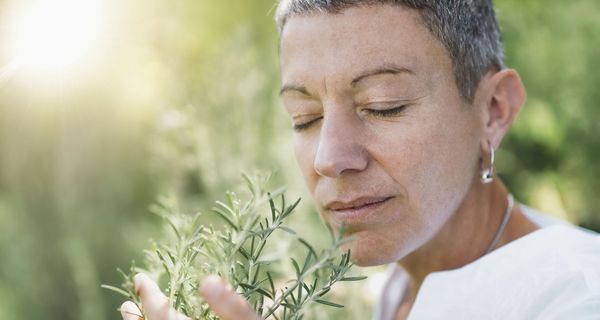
[275,0,506,102]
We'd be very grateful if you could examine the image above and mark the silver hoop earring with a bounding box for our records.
[480,145,495,184]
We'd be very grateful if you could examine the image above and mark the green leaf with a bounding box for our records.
[314,299,344,308]
[301,248,313,275]
[278,225,297,235]
[166,217,182,240]
[298,238,316,259]
[211,206,239,231]
[267,272,276,297]
[340,276,368,281]
[101,285,132,298]
[268,192,277,221]
[291,258,301,277]
[238,246,251,261]
[281,198,301,219]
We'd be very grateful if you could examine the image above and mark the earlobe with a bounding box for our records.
[482,69,526,149]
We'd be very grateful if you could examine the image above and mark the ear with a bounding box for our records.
[475,69,526,152]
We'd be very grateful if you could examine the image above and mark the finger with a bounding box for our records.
[120,301,143,320]
[200,275,260,320]
[134,273,189,320]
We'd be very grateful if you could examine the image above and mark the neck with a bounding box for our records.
[397,178,538,300]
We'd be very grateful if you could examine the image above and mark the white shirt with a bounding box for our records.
[373,206,600,319]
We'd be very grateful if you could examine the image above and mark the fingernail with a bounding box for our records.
[120,301,143,320]
[201,275,224,300]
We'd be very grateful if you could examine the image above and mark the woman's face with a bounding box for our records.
[279,5,485,266]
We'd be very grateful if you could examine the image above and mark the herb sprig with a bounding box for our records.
[103,174,366,319]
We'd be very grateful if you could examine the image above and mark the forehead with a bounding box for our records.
[279,5,451,87]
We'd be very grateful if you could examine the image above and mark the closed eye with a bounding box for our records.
[366,105,408,117]
[293,117,322,131]
[292,105,407,131]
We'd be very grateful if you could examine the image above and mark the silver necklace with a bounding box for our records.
[484,194,514,255]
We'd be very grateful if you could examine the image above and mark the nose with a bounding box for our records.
[313,113,369,178]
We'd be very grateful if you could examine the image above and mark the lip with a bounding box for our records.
[326,196,393,225]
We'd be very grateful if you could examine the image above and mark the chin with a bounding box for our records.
[344,234,406,267]
[350,254,388,267]
[349,247,396,267]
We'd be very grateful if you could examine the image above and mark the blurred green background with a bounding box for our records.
[0,0,598,319]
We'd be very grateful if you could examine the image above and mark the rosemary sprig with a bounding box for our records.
[103,174,366,319]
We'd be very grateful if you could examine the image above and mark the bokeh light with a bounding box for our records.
[3,0,108,80]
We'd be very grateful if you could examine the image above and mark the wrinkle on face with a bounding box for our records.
[280,5,484,266]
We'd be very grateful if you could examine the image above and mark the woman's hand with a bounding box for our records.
[120,273,260,320]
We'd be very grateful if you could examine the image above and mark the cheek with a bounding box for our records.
[346,119,479,265]
[372,110,481,229]
[293,135,318,191]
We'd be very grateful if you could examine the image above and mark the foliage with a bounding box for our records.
[103,174,366,319]
[496,0,600,229]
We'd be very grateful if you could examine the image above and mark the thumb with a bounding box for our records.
[200,276,260,320]
[134,273,189,320]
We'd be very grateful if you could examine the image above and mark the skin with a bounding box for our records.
[121,4,538,320]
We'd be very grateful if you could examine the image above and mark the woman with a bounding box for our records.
[121,1,600,319]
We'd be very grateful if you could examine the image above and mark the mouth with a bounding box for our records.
[326,196,394,225]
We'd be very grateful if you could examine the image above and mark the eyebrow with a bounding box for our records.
[279,64,415,96]
[350,65,415,87]
[279,84,310,96]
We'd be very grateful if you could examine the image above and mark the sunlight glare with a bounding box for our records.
[6,0,108,78]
